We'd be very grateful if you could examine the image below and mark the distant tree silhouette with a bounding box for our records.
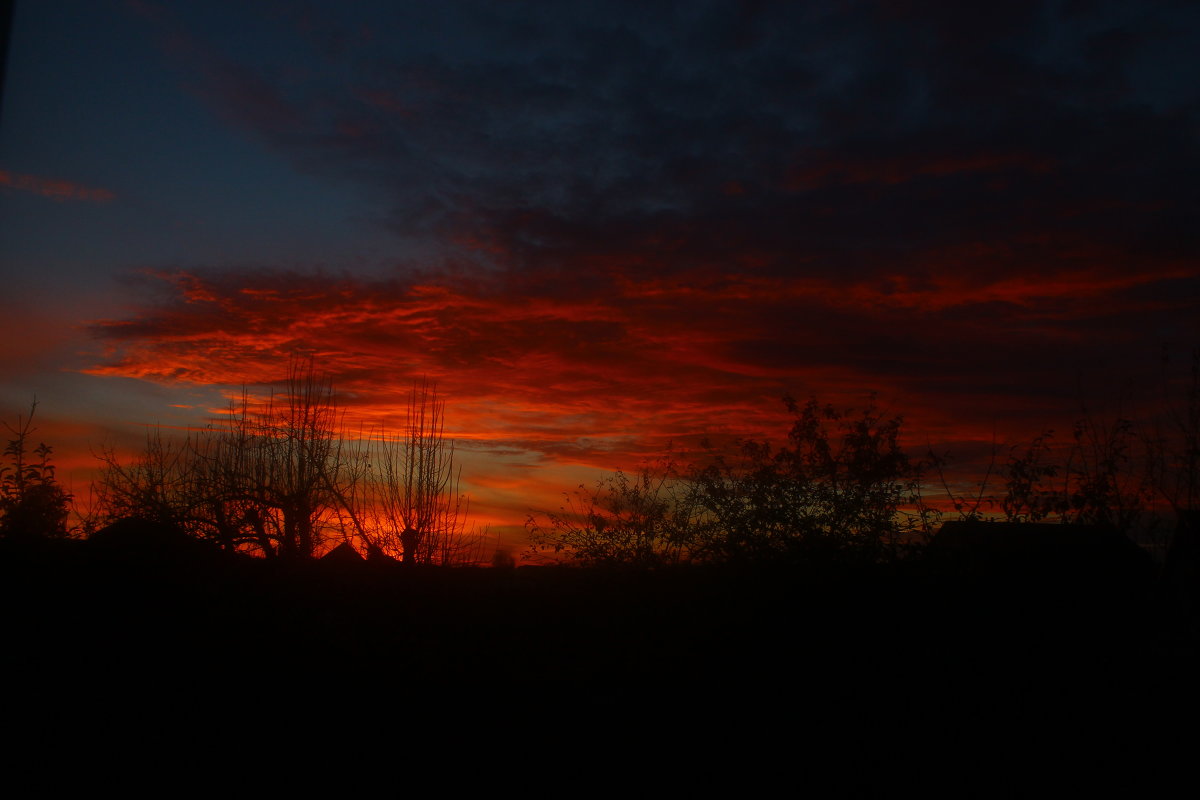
[94,426,198,535]
[930,392,1169,549]
[1000,431,1060,524]
[1061,402,1157,537]
[527,454,706,566]
[696,396,922,563]
[96,359,368,558]
[244,360,366,558]
[973,401,1161,543]
[0,402,72,539]
[366,380,478,565]
[92,361,489,562]
[530,397,925,565]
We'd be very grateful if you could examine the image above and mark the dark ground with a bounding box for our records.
[2,533,1197,784]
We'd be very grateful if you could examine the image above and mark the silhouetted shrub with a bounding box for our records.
[527,455,705,566]
[0,403,71,540]
[529,396,925,566]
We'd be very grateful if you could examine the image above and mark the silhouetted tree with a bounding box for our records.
[1000,431,1060,524]
[986,402,1160,542]
[696,396,921,563]
[1061,405,1157,536]
[248,361,365,558]
[94,426,198,533]
[527,455,706,566]
[368,380,474,565]
[95,359,369,558]
[0,402,72,539]
[531,396,923,566]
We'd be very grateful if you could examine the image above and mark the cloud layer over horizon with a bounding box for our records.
[4,1,1199,532]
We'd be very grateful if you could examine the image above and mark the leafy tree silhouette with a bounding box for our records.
[1,402,72,539]
[1000,431,1060,524]
[945,400,1162,543]
[527,453,706,566]
[530,396,925,566]
[696,395,922,563]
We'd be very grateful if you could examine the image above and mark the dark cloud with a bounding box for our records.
[127,1,1196,292]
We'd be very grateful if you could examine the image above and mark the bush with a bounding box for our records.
[1,403,72,539]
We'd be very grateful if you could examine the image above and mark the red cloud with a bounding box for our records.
[83,256,1198,536]
[0,170,116,203]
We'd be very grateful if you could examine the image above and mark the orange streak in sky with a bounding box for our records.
[76,255,1199,540]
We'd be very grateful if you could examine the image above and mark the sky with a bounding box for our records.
[1,0,1198,549]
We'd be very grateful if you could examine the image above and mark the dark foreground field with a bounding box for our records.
[3,532,1198,782]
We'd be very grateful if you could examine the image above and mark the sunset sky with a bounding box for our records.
[2,1,1198,549]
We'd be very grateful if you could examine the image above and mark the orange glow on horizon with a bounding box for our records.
[13,248,1186,546]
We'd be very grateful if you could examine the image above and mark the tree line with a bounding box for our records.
[1,360,483,565]
[527,352,1200,567]
[3,351,1199,567]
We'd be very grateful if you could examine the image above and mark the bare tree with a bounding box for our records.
[94,426,198,532]
[221,359,371,559]
[94,359,369,559]
[256,363,338,557]
[369,380,471,565]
